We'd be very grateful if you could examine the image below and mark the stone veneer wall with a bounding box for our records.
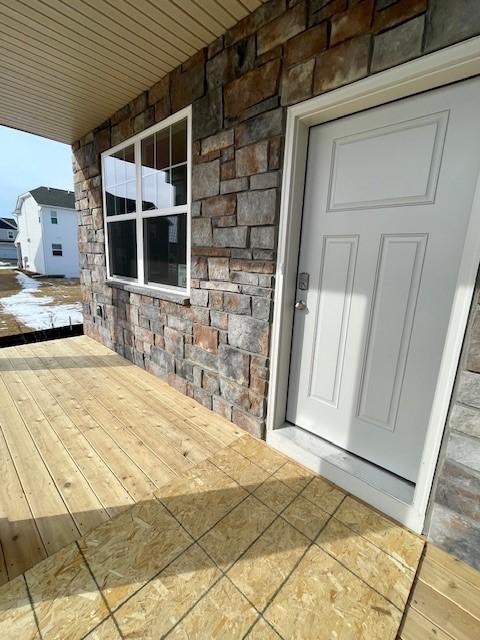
[426,273,480,569]
[73,0,480,559]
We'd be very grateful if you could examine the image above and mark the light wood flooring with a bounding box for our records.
[0,335,241,584]
[400,542,480,640]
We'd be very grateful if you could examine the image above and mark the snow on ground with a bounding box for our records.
[0,271,82,331]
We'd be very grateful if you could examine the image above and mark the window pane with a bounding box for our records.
[142,173,156,211]
[114,145,135,183]
[124,145,135,180]
[141,135,154,175]
[143,214,187,288]
[108,220,137,279]
[115,183,126,216]
[155,129,170,170]
[105,144,136,216]
[142,169,172,211]
[171,164,187,206]
[125,180,136,213]
[103,155,116,187]
[156,170,172,209]
[171,119,187,165]
[105,189,116,216]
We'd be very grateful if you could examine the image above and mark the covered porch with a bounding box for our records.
[0,336,478,639]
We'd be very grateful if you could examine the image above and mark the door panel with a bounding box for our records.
[309,235,358,407]
[328,111,449,211]
[287,78,480,482]
[357,234,427,432]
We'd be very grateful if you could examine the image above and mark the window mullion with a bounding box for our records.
[135,139,144,286]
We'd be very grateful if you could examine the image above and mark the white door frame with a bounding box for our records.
[266,36,480,533]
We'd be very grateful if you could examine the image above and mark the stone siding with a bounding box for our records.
[427,274,480,570]
[74,0,480,561]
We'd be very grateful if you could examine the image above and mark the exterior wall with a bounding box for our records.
[0,223,16,259]
[0,242,17,260]
[41,206,80,277]
[426,272,480,570]
[0,227,16,242]
[73,0,480,561]
[15,196,45,274]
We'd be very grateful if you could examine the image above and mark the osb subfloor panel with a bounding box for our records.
[0,335,242,585]
[0,430,430,640]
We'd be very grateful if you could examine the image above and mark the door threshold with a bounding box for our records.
[268,424,415,507]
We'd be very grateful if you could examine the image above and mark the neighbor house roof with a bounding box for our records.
[0,217,17,230]
[29,187,76,209]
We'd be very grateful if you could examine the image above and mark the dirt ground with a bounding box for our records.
[0,262,82,337]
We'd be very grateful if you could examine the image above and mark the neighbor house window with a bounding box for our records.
[101,106,190,294]
[51,210,58,224]
[52,243,62,256]
[8,231,14,238]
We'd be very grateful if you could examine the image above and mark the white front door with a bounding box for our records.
[287,78,480,483]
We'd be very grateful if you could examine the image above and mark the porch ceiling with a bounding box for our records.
[0,0,265,145]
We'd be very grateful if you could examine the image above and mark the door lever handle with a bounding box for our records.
[295,300,306,311]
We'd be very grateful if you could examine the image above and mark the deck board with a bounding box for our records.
[0,335,241,582]
[43,339,212,467]
[62,338,228,456]
[37,339,198,477]
[399,544,480,640]
[0,376,80,557]
[17,343,165,496]
[0,427,46,584]
[0,356,110,534]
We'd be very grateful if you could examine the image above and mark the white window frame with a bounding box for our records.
[101,105,192,297]
[50,210,58,224]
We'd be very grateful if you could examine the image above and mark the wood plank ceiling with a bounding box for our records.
[0,0,265,145]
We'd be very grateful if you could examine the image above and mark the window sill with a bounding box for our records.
[106,280,190,305]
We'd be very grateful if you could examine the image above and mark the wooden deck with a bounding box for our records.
[400,543,480,640]
[0,335,241,584]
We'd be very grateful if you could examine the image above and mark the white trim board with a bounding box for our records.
[270,425,415,504]
[266,37,480,533]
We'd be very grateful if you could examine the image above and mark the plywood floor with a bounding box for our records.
[0,335,242,585]
[0,433,425,640]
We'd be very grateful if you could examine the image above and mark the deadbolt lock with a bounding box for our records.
[298,272,310,291]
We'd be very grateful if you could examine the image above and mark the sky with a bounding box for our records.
[0,125,74,217]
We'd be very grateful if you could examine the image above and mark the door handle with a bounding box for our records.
[295,300,306,311]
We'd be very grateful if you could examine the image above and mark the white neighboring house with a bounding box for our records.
[0,217,17,260]
[14,187,79,277]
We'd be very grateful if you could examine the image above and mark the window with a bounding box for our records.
[8,231,14,239]
[51,210,58,224]
[101,107,190,294]
[52,243,63,256]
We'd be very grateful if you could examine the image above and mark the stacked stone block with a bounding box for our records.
[427,278,480,569]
